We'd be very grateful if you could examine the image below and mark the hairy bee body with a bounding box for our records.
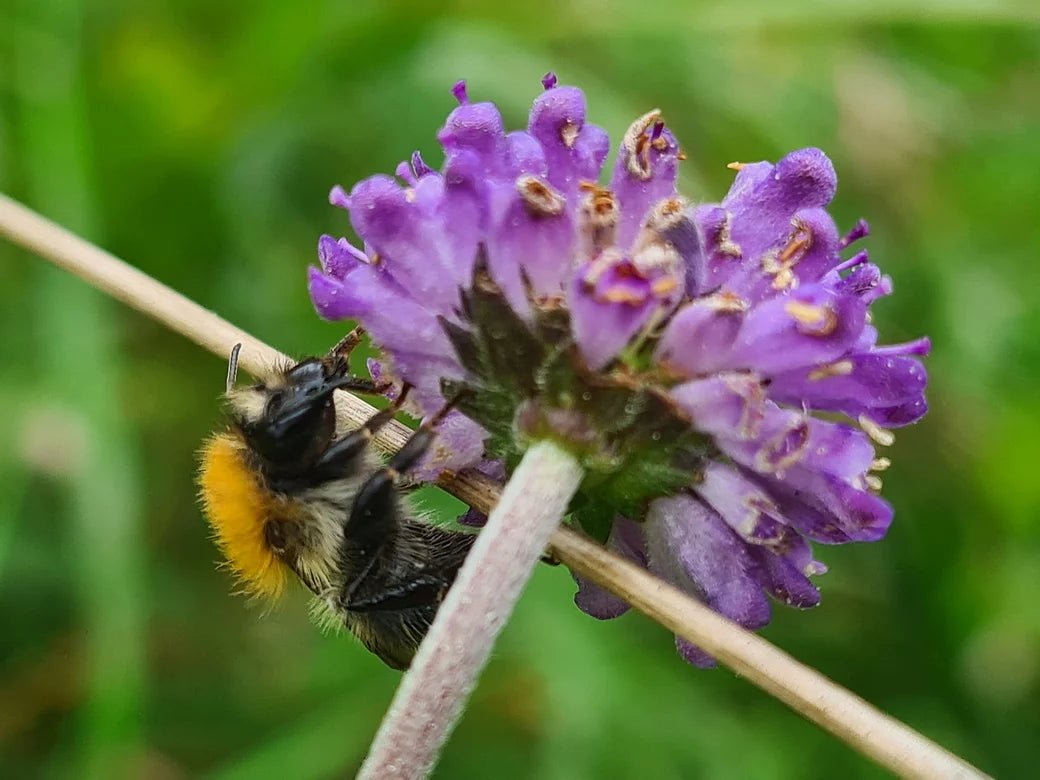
[198,344,475,670]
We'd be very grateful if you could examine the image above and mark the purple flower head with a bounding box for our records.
[309,77,929,667]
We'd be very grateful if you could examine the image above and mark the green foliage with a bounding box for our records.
[1,1,1038,777]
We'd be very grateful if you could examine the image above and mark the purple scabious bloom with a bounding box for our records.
[308,75,929,667]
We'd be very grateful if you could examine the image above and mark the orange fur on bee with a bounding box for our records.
[198,433,289,598]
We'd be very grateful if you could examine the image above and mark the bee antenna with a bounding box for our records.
[226,343,243,393]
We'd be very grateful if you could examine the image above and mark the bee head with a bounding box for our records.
[227,356,351,476]
[199,349,354,599]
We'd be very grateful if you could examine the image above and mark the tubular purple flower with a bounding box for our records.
[308,75,929,666]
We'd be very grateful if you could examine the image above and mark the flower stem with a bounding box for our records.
[359,440,582,779]
[0,194,991,780]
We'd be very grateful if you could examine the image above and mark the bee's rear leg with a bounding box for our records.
[341,393,470,589]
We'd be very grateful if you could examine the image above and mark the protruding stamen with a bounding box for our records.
[541,71,557,90]
[785,301,837,335]
[778,220,813,264]
[560,122,579,148]
[516,175,565,217]
[451,80,468,104]
[641,197,687,234]
[763,219,814,289]
[578,182,618,256]
[727,161,746,171]
[871,457,891,472]
[714,211,741,258]
[580,248,622,288]
[804,560,828,576]
[622,109,663,180]
[771,267,796,291]
[808,360,853,381]
[632,243,679,275]
[864,475,883,492]
[650,276,679,298]
[859,415,895,446]
[839,218,870,248]
[704,290,749,313]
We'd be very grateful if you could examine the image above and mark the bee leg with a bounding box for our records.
[380,390,469,476]
[345,576,450,613]
[540,550,561,566]
[311,384,413,476]
[340,393,471,601]
[333,376,393,396]
[328,325,366,360]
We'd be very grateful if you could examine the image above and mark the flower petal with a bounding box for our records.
[528,85,609,200]
[669,373,766,440]
[770,353,928,423]
[487,175,575,313]
[729,284,866,374]
[569,259,657,370]
[610,112,681,250]
[573,517,646,620]
[645,495,771,629]
[723,148,837,261]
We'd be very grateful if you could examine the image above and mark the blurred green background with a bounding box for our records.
[2,1,1039,778]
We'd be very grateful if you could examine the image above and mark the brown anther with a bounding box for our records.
[676,149,688,161]
[579,186,619,256]
[808,360,854,381]
[785,301,837,335]
[516,175,565,217]
[706,290,749,313]
[601,287,648,305]
[779,220,813,263]
[368,252,383,267]
[560,121,579,149]
[714,212,741,258]
[771,267,797,291]
[650,276,679,297]
[622,109,663,181]
[633,243,679,275]
[581,249,622,287]
[638,198,688,244]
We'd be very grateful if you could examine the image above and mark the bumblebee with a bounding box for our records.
[197,331,475,670]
